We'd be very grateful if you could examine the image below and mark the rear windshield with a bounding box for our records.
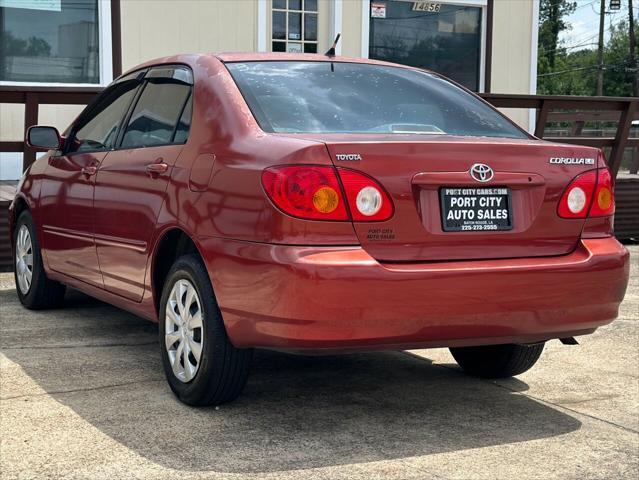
[226,61,527,139]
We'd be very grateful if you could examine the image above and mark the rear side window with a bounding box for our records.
[121,81,192,148]
[226,61,527,139]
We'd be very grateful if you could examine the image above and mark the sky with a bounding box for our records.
[559,0,638,49]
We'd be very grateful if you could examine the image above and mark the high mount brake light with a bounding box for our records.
[261,165,394,222]
[558,168,615,219]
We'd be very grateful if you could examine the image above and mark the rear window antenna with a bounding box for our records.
[325,33,341,57]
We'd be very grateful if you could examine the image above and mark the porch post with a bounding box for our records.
[22,93,38,172]
[484,0,494,93]
[111,0,123,78]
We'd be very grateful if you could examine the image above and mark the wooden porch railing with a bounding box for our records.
[0,89,638,271]
[1,88,636,175]
[0,86,102,172]
[479,93,639,177]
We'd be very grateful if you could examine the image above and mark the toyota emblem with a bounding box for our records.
[470,163,494,182]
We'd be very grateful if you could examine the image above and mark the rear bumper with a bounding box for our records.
[200,237,630,351]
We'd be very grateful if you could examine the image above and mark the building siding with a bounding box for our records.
[492,0,536,128]
[120,0,258,71]
[1,104,82,142]
[341,0,363,57]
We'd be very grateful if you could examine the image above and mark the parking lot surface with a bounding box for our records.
[1,246,637,480]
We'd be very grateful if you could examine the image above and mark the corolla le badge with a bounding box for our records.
[470,163,494,182]
[549,157,595,165]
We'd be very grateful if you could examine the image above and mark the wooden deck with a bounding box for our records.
[0,181,15,271]
[0,180,18,202]
[616,175,639,241]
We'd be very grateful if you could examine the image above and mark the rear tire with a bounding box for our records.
[159,254,253,406]
[14,210,66,309]
[450,343,544,378]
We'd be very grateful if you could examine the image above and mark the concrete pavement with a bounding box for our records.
[1,246,637,479]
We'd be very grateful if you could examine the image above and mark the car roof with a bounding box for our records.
[118,53,435,83]
[214,52,425,71]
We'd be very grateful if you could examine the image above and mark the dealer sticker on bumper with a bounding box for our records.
[440,187,512,232]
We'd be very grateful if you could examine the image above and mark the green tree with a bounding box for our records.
[603,20,636,97]
[539,0,577,69]
[538,19,639,97]
[24,37,51,57]
[0,31,51,58]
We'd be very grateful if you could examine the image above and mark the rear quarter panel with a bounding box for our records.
[162,55,358,245]
[10,156,48,257]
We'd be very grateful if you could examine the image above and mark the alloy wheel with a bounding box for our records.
[15,225,33,295]
[165,279,204,383]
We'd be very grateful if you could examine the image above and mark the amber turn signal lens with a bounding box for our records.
[597,187,612,211]
[590,167,615,217]
[312,186,340,213]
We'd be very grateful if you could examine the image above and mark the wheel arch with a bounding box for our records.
[12,195,30,219]
[150,227,208,315]
[10,195,33,250]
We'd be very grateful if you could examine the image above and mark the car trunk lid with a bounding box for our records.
[303,134,600,262]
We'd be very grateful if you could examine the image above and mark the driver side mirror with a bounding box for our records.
[26,126,63,150]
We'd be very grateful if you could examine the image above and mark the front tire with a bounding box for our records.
[450,343,544,378]
[159,254,253,406]
[14,210,66,309]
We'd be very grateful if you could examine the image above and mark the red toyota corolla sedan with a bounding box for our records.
[10,53,629,406]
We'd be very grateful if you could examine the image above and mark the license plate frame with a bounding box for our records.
[440,187,513,232]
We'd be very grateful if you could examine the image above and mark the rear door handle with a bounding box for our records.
[145,162,169,175]
[81,165,97,176]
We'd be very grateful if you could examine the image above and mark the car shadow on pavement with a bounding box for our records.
[1,287,582,474]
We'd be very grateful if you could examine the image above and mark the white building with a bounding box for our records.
[0,0,540,179]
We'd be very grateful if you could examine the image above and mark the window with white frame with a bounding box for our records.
[272,0,318,53]
[0,0,112,85]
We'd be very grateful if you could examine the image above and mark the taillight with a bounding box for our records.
[262,165,349,221]
[337,168,394,222]
[558,170,596,218]
[558,168,615,219]
[589,168,615,217]
[261,165,394,222]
